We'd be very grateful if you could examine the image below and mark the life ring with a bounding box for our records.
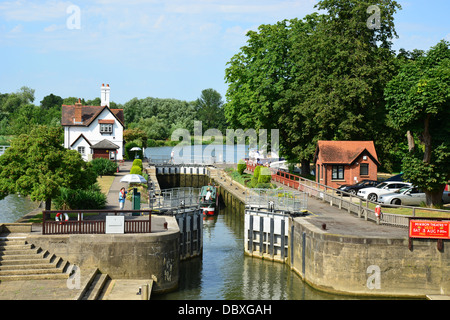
[375,205,381,217]
[55,212,69,222]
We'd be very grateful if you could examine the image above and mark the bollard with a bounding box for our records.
[375,205,381,225]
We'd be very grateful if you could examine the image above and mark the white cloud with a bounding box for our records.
[0,0,72,22]
[10,24,23,33]
[44,24,60,32]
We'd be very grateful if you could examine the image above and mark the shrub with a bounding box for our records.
[254,166,262,179]
[254,183,275,189]
[258,167,272,183]
[124,141,143,160]
[90,158,117,176]
[237,160,247,175]
[132,159,143,170]
[130,165,142,175]
[54,185,107,210]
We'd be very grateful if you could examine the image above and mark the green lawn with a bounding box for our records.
[97,175,116,195]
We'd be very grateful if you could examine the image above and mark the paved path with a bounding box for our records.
[268,178,408,238]
[105,160,133,211]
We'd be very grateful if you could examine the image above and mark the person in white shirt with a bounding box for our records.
[205,188,212,201]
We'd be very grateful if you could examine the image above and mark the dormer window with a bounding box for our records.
[100,123,113,134]
[99,119,115,134]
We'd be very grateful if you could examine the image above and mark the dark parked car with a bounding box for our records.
[384,173,404,182]
[337,179,379,195]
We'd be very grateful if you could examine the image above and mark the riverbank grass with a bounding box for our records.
[97,175,115,195]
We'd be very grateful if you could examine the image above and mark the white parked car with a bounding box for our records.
[357,181,412,202]
[379,186,450,206]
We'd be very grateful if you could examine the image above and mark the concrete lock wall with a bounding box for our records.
[289,218,450,298]
[244,210,289,263]
[27,217,180,294]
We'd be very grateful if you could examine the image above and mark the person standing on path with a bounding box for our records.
[119,187,127,210]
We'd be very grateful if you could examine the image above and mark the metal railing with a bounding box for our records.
[246,163,450,228]
[151,187,200,212]
[42,210,152,235]
[147,155,218,165]
[245,188,308,214]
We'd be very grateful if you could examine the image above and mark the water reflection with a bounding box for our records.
[154,199,345,300]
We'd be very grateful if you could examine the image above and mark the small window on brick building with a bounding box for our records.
[360,163,369,176]
[332,165,344,180]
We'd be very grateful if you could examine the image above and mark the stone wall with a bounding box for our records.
[26,217,180,294]
[289,217,450,298]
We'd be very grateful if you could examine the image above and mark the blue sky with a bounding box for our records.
[0,0,448,105]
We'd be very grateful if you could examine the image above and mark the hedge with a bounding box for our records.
[130,165,142,175]
[54,186,107,210]
[132,159,143,170]
[90,158,117,176]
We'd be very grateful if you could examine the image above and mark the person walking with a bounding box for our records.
[119,187,127,210]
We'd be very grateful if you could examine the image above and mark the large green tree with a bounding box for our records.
[194,88,227,133]
[224,0,402,173]
[123,97,196,140]
[385,40,450,206]
[0,126,97,210]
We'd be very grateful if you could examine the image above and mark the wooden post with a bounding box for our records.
[348,194,352,213]
[365,200,369,221]
[358,199,362,218]
[42,210,46,235]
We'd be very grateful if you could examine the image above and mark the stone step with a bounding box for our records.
[82,273,110,300]
[0,239,27,246]
[0,246,37,255]
[0,250,48,261]
[0,244,33,251]
[0,257,62,270]
[0,237,71,282]
[0,264,66,276]
[0,273,69,281]
[0,255,54,266]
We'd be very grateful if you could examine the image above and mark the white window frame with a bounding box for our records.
[100,123,113,134]
[77,146,85,155]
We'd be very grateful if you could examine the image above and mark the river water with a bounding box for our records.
[148,145,353,300]
[0,195,38,223]
[154,201,349,300]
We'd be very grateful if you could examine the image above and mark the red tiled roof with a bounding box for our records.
[314,141,380,165]
[61,105,124,127]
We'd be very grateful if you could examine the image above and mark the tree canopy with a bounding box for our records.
[0,126,97,209]
[385,40,450,206]
[224,0,403,172]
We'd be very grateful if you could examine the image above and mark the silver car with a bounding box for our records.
[379,186,450,206]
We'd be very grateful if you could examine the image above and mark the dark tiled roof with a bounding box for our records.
[61,105,124,127]
[90,139,120,149]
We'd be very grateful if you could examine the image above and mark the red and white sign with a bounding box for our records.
[409,220,450,240]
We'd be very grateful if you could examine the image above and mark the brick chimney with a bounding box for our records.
[101,83,110,107]
[74,98,82,124]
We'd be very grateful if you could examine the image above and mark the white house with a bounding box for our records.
[61,84,124,161]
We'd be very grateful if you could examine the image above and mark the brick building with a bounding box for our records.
[314,140,380,189]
